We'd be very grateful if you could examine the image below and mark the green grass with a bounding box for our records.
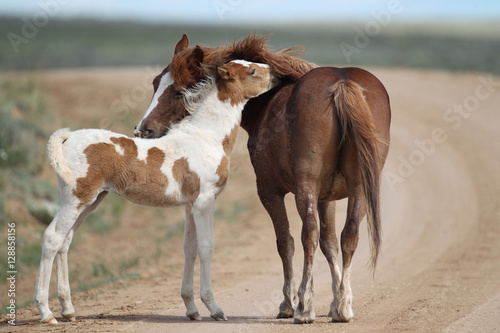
[73,273,141,293]
[215,200,248,224]
[1,17,499,75]
[0,77,57,226]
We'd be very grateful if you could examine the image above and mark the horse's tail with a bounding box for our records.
[330,80,382,272]
[47,128,76,187]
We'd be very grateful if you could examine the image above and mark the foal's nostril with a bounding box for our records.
[133,129,143,138]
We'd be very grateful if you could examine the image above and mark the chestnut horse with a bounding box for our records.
[135,34,391,324]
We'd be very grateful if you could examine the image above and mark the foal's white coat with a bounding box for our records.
[34,60,273,324]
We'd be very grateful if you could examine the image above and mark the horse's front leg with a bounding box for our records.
[181,205,201,320]
[192,199,227,321]
[257,187,296,318]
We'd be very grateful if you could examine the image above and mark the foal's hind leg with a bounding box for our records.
[55,191,108,322]
[34,200,85,323]
[317,201,342,317]
[293,184,319,324]
[332,187,365,322]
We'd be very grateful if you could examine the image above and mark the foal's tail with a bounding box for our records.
[331,80,382,272]
[47,128,76,187]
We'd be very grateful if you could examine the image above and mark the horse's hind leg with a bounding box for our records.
[293,183,319,324]
[257,188,296,318]
[55,191,108,322]
[332,186,365,322]
[317,201,342,317]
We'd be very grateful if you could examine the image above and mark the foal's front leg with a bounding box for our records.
[181,206,201,320]
[191,199,227,321]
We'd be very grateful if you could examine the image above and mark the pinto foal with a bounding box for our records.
[34,60,274,324]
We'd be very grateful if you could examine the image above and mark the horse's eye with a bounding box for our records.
[250,68,256,76]
[174,90,183,97]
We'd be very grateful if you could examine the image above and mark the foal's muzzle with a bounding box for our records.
[133,126,143,138]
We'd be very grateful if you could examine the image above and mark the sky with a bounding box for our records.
[1,0,500,25]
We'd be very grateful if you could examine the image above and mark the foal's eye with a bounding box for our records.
[250,68,256,76]
[174,90,184,97]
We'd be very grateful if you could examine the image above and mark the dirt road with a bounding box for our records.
[4,68,500,332]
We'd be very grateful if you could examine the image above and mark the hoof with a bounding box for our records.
[277,302,295,318]
[211,312,228,321]
[41,314,58,324]
[62,312,76,322]
[187,311,202,321]
[293,316,315,324]
[276,310,294,319]
[331,310,354,323]
[293,311,315,324]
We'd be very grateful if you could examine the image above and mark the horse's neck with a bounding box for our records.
[241,84,292,136]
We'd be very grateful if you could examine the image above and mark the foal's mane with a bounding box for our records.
[170,34,317,87]
[182,76,216,114]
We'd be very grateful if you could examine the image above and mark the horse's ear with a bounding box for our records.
[174,34,189,55]
[217,66,232,80]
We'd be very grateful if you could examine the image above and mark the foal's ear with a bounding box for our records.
[174,33,189,55]
[217,66,232,80]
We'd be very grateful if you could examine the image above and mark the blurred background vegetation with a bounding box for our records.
[1,17,499,73]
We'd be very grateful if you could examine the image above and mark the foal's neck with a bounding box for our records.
[186,86,244,140]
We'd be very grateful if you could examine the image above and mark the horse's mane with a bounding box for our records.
[170,34,317,87]
[229,34,317,81]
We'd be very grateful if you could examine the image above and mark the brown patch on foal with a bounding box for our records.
[215,156,229,188]
[172,157,200,202]
[215,125,239,188]
[74,137,200,208]
[222,125,239,155]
